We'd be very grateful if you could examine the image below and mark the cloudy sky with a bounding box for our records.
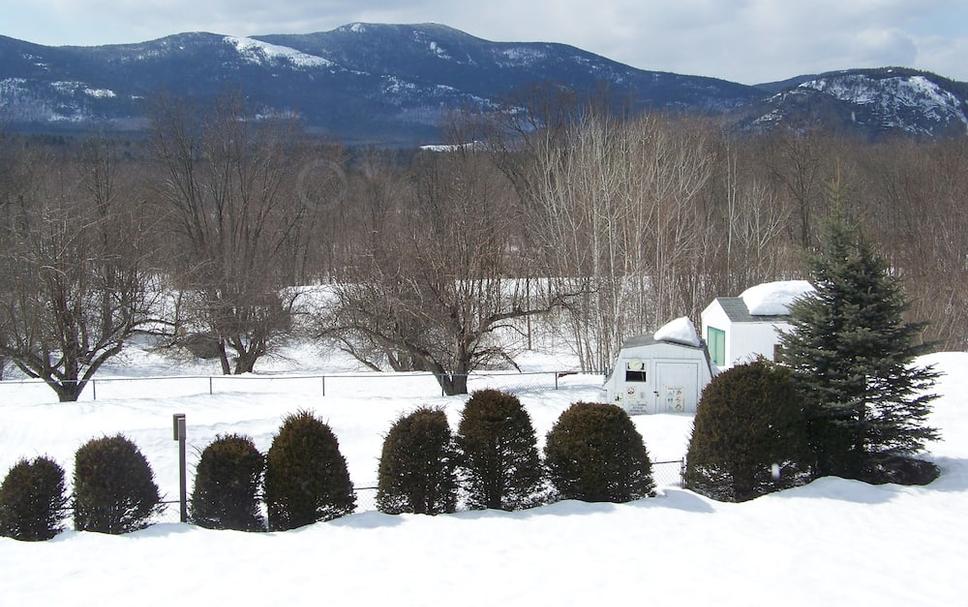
[3,0,968,83]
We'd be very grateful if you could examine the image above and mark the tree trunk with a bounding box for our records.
[217,339,232,375]
[436,372,469,396]
[234,351,259,375]
[52,380,85,403]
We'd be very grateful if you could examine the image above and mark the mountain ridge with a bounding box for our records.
[1,24,965,144]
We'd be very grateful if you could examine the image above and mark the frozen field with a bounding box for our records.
[0,347,965,606]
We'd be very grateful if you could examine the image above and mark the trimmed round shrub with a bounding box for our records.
[685,361,812,502]
[377,407,459,515]
[457,389,545,510]
[190,434,265,531]
[544,402,655,502]
[73,435,164,534]
[264,410,355,531]
[0,457,69,541]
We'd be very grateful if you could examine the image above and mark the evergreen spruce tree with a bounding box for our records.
[779,192,939,479]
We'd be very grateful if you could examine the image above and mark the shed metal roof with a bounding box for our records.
[621,334,706,350]
[715,297,789,324]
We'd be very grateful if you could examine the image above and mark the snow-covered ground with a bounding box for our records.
[0,343,965,606]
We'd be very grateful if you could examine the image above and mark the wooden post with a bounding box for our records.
[172,414,187,523]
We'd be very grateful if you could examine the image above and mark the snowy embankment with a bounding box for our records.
[0,352,965,606]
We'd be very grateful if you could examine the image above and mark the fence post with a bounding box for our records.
[321,375,326,397]
[554,372,559,390]
[92,379,97,401]
[208,376,213,395]
[172,413,187,523]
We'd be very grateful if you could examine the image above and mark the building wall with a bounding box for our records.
[605,341,712,414]
[727,321,793,365]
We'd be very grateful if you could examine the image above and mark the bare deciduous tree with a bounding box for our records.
[321,149,567,395]
[152,98,309,374]
[0,140,156,401]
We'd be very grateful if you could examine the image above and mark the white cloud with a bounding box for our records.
[3,0,967,82]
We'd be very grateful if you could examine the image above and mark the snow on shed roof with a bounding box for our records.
[740,280,814,316]
[653,316,702,347]
[714,280,814,323]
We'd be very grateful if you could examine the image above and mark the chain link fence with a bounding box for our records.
[0,370,594,403]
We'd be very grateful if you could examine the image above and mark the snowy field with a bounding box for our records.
[0,343,966,606]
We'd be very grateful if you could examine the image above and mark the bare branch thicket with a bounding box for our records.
[688,132,797,308]
[151,98,313,374]
[857,137,968,350]
[0,140,157,401]
[510,112,722,372]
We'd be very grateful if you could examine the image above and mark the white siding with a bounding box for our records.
[726,321,793,365]
[701,299,795,366]
[605,341,712,415]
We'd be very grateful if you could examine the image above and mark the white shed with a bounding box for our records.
[604,317,714,415]
[700,280,814,368]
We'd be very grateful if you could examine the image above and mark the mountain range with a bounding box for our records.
[1,23,966,144]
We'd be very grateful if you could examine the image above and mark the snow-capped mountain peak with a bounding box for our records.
[222,36,333,69]
[798,73,968,133]
[745,68,968,137]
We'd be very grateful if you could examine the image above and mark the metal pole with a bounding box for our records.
[554,372,559,390]
[321,375,326,397]
[92,379,97,401]
[208,376,213,395]
[172,413,187,523]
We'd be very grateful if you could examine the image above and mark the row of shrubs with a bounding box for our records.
[0,436,165,541]
[0,390,657,541]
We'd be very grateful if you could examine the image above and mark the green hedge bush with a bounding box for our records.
[544,402,655,502]
[377,407,458,515]
[190,434,265,531]
[73,435,164,534]
[685,361,812,502]
[457,389,545,510]
[0,456,69,541]
[264,410,355,530]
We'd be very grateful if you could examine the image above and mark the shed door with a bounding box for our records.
[654,362,699,413]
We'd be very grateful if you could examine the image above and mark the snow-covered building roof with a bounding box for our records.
[714,280,814,323]
[739,280,815,316]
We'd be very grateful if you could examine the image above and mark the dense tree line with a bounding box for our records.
[1,100,965,398]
